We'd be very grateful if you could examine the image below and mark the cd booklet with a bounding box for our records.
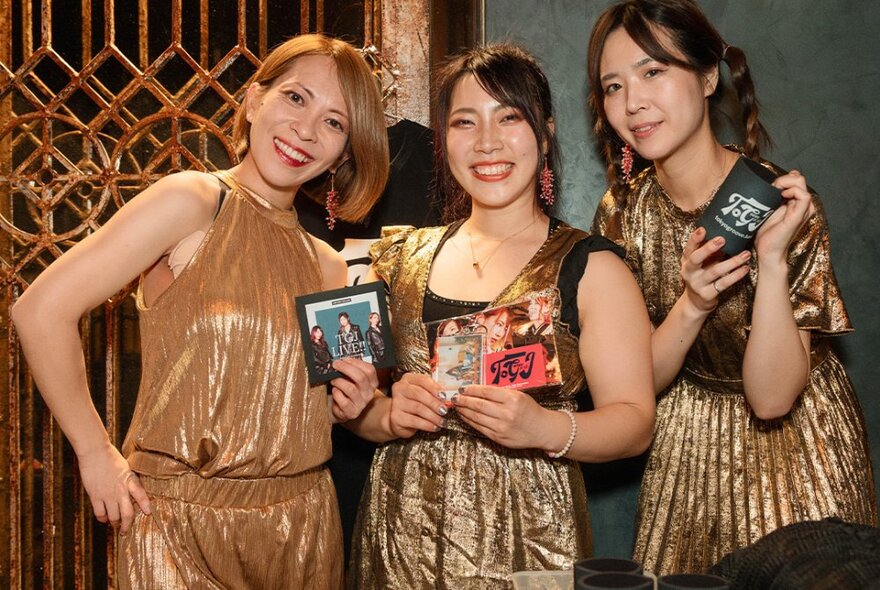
[425,289,562,398]
[295,281,395,383]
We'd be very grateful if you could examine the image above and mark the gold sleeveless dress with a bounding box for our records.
[118,171,343,589]
[349,222,595,589]
[591,164,877,575]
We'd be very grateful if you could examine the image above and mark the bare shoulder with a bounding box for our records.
[137,170,223,220]
[577,249,644,315]
[307,235,347,289]
[582,249,632,285]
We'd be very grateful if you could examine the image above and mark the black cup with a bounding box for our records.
[696,156,782,256]
[578,572,654,590]
[657,573,730,589]
[574,558,644,589]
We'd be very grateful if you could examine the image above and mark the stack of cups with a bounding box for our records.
[574,558,652,589]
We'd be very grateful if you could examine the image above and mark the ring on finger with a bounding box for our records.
[712,279,721,294]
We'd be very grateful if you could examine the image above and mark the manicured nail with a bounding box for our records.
[458,386,468,394]
[437,405,448,417]
[451,394,460,404]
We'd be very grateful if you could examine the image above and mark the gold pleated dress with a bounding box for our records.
[591,162,878,576]
[118,171,343,589]
[349,222,594,590]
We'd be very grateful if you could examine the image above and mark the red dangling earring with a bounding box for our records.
[539,161,555,206]
[620,144,634,183]
[325,173,338,230]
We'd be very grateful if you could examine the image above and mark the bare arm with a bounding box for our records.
[651,229,751,392]
[559,250,655,461]
[454,251,655,461]
[742,171,814,419]
[11,171,220,531]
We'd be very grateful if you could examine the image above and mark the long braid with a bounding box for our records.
[722,45,772,159]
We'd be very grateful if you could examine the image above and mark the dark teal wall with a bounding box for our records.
[486,0,880,559]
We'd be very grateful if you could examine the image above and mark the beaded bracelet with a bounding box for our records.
[547,410,577,459]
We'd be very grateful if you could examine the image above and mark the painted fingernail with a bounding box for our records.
[436,391,446,400]
[437,406,448,417]
[451,394,460,404]
[458,385,468,394]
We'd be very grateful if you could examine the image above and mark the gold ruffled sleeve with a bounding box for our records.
[590,187,644,285]
[368,225,417,286]
[786,194,853,334]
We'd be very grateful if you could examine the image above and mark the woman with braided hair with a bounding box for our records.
[588,0,876,575]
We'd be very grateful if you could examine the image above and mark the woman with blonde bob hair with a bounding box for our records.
[233,34,389,224]
[12,33,388,589]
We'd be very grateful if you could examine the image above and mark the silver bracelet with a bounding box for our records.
[547,410,577,459]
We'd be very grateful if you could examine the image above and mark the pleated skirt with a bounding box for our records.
[633,352,877,575]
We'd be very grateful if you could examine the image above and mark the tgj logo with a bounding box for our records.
[489,350,536,385]
[720,193,774,232]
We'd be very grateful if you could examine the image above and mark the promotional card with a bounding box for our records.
[295,281,395,383]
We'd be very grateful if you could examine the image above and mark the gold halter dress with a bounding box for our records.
[350,220,615,589]
[591,162,877,575]
[118,171,343,589]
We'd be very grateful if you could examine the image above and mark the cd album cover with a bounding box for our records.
[426,289,562,393]
[434,333,485,400]
[295,281,395,383]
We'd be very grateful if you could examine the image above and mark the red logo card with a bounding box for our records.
[484,343,548,390]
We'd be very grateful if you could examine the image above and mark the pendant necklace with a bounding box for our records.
[465,216,538,272]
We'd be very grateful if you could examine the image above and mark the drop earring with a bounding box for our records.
[325,173,338,230]
[539,161,555,206]
[620,144,634,183]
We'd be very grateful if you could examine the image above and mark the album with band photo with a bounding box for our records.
[295,281,396,383]
[425,289,563,399]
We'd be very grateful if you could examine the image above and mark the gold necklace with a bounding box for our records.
[664,151,734,211]
[465,216,538,271]
[697,151,735,208]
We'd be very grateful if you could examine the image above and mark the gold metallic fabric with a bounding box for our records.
[118,171,342,589]
[349,222,593,589]
[591,162,878,576]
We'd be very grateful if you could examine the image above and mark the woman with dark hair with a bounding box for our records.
[587,0,876,575]
[312,325,334,374]
[365,312,385,362]
[346,44,655,587]
[12,34,388,588]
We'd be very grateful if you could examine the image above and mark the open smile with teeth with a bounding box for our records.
[473,163,513,176]
[274,138,313,164]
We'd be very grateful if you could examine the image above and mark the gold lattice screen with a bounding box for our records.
[0,1,400,586]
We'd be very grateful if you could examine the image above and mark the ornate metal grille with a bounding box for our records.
[0,1,396,586]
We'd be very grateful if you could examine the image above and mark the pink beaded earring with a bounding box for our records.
[620,144,634,183]
[539,161,555,206]
[325,173,338,230]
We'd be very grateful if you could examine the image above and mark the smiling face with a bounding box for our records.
[444,74,541,212]
[599,27,716,165]
[238,54,350,202]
